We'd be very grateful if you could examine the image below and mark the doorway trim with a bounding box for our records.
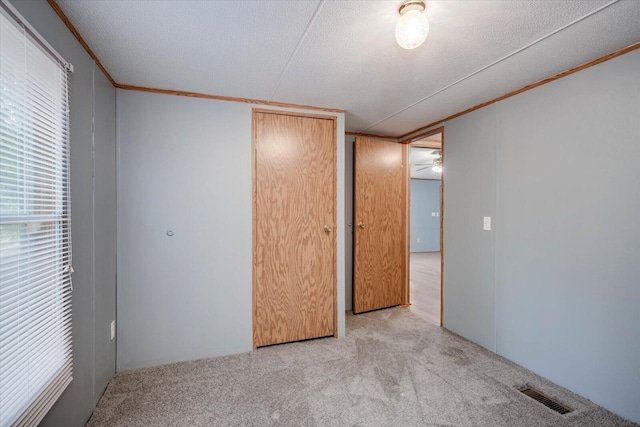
[404,126,444,326]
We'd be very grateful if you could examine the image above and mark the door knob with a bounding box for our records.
[357,222,365,229]
[324,225,333,232]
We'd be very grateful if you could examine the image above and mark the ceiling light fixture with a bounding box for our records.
[395,0,429,50]
[432,157,442,173]
[415,149,442,173]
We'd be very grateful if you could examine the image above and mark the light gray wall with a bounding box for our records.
[410,179,441,252]
[93,66,117,398]
[442,49,640,423]
[10,1,117,427]
[443,106,497,351]
[117,90,345,370]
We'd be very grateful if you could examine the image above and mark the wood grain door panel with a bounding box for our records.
[253,111,336,348]
[354,137,406,314]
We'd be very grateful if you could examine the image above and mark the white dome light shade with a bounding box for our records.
[395,8,429,50]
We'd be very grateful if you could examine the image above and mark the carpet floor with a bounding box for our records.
[87,308,637,426]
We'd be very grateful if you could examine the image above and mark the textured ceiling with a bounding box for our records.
[56,0,640,136]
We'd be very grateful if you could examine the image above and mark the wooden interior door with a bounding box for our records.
[353,137,406,314]
[253,110,336,348]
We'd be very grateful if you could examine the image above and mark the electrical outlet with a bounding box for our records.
[110,321,116,340]
[417,237,421,243]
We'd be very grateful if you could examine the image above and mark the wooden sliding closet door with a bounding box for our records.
[253,109,336,348]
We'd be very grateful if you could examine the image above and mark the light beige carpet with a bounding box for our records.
[87,308,637,426]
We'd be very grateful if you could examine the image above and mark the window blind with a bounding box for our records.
[0,2,73,426]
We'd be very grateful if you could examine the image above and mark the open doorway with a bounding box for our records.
[408,131,443,325]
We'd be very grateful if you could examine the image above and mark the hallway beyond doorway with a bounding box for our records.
[409,252,441,325]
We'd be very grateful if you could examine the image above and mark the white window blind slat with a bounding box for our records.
[1,290,72,333]
[9,116,68,140]
[0,161,68,180]
[0,217,69,225]
[2,325,72,388]
[0,233,71,262]
[1,126,67,162]
[1,267,69,304]
[0,2,73,426]
[0,225,70,265]
[2,333,72,381]
[3,303,71,350]
[0,155,68,178]
[3,359,72,422]
[3,305,71,360]
[1,332,72,383]
[0,241,71,267]
[1,251,71,284]
[13,365,72,427]
[1,129,63,157]
[1,279,71,321]
[1,274,71,301]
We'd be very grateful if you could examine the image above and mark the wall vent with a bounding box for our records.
[518,387,573,415]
